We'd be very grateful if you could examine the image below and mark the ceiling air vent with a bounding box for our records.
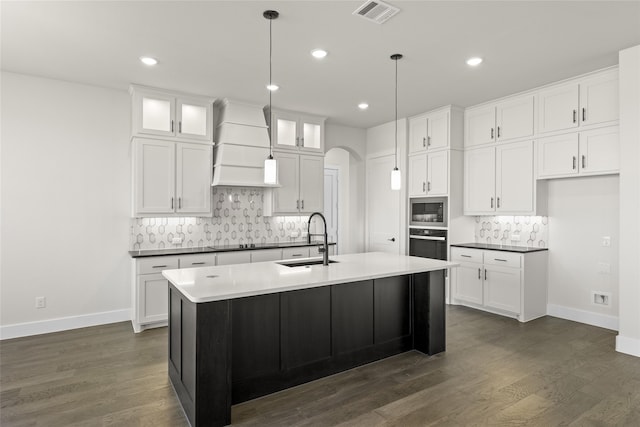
[353,0,399,24]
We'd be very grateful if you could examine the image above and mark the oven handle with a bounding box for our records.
[409,235,446,241]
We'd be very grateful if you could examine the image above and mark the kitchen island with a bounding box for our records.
[163,252,457,427]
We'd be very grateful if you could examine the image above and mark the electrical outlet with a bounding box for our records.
[592,292,611,306]
[172,237,183,244]
[290,230,300,238]
[602,236,611,247]
[511,233,521,242]
[597,262,611,274]
[35,296,46,309]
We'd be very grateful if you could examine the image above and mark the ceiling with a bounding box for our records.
[2,1,640,128]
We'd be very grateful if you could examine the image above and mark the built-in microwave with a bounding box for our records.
[410,197,447,227]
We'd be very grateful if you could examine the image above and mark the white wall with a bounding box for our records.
[325,124,366,253]
[617,45,640,357]
[546,176,620,330]
[1,72,131,338]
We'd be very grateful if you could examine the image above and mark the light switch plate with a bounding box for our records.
[602,236,611,247]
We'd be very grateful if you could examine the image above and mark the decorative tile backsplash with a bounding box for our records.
[474,216,548,248]
[130,187,312,250]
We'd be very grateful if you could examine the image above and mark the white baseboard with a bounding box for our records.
[616,335,640,357]
[0,309,131,340]
[547,303,619,331]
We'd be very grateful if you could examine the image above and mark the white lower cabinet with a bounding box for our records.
[451,247,547,322]
[282,246,311,260]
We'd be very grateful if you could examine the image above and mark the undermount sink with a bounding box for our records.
[277,258,339,268]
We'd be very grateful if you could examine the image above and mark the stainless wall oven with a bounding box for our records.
[409,228,447,260]
[410,197,447,228]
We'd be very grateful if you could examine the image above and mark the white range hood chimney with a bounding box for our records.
[211,99,279,187]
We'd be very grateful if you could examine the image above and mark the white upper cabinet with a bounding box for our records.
[538,69,618,134]
[133,138,212,217]
[130,85,214,143]
[408,154,428,197]
[267,152,324,215]
[465,141,536,215]
[537,126,619,179]
[427,150,449,196]
[408,109,451,154]
[465,94,535,147]
[270,109,325,154]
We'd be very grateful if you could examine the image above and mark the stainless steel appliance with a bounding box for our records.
[410,197,447,227]
[409,228,447,260]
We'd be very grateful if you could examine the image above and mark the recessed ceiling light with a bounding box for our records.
[311,49,328,59]
[466,57,483,66]
[139,56,158,66]
[266,84,279,91]
[358,103,369,110]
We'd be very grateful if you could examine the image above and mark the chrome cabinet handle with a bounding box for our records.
[491,128,494,139]
[572,156,577,170]
[300,137,304,146]
[490,197,494,209]
[427,136,431,147]
[478,268,481,279]
[152,265,168,269]
[497,126,501,138]
[191,262,206,265]
[291,253,303,257]
[582,108,586,122]
[427,182,431,192]
[296,200,300,209]
[295,137,299,146]
[178,121,182,133]
[178,197,182,209]
[497,197,501,208]
[582,155,586,169]
[388,237,396,242]
[461,254,472,258]
[484,269,487,281]
[573,110,577,123]
[494,258,507,262]
[171,197,174,209]
[423,182,426,192]
[171,120,174,132]
[423,137,426,147]
[301,200,304,210]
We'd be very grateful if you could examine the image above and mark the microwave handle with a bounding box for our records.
[409,235,446,241]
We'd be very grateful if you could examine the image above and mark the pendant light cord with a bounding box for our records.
[394,57,398,169]
[269,16,273,158]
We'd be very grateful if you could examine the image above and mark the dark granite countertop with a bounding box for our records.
[450,243,548,253]
[129,241,336,258]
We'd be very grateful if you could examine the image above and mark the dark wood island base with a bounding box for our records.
[168,271,445,427]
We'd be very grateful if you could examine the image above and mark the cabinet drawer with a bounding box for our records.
[282,247,311,260]
[250,248,283,263]
[179,253,216,269]
[451,247,483,264]
[137,256,180,275]
[217,251,251,266]
[483,251,521,269]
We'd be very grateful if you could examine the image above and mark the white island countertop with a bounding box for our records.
[162,252,458,303]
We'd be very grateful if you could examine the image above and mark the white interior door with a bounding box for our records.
[367,154,400,254]
[323,168,339,253]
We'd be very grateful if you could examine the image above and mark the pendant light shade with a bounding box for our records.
[390,53,403,191]
[264,10,279,184]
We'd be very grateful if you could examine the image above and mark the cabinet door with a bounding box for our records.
[133,92,176,137]
[496,141,534,213]
[465,105,496,147]
[217,251,251,266]
[537,133,579,179]
[272,112,299,150]
[137,273,169,324]
[409,116,428,154]
[299,155,324,213]
[538,82,579,134]
[484,265,521,314]
[427,110,450,150]
[272,152,300,213]
[177,98,212,141]
[427,151,448,196]
[250,248,282,262]
[300,116,324,153]
[496,95,534,141]
[464,147,496,214]
[176,143,212,215]
[580,71,619,127]
[134,139,176,215]
[453,263,483,305]
[579,127,619,176]
[408,154,427,197]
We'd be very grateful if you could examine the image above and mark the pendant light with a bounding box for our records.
[390,53,403,191]
[263,10,279,185]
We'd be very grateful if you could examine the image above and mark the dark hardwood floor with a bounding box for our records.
[2,306,640,426]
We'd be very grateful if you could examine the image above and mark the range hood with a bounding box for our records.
[211,99,279,187]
